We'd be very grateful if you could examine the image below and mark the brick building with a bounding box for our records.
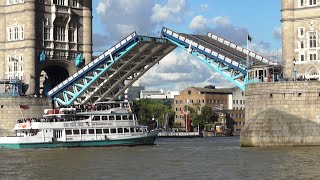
[173,86,232,130]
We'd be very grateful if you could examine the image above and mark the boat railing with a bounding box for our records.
[75,106,132,114]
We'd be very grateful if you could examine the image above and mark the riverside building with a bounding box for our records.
[0,0,92,96]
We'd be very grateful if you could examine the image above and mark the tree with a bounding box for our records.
[132,99,175,128]
[191,105,215,131]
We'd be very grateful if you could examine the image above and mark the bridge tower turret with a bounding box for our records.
[281,0,295,79]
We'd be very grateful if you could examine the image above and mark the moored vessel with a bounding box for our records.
[0,101,160,149]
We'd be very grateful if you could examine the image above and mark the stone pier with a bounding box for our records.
[241,81,320,146]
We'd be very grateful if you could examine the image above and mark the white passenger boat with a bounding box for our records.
[0,101,160,149]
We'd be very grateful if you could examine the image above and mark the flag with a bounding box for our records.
[247,35,252,42]
[19,104,29,110]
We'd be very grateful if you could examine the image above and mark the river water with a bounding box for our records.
[0,137,320,180]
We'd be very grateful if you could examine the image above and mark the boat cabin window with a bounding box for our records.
[117,128,123,133]
[124,128,130,133]
[66,130,72,135]
[136,128,142,132]
[73,130,79,134]
[96,129,103,134]
[103,129,109,134]
[109,116,115,120]
[89,129,95,134]
[116,115,121,120]
[122,115,128,120]
[110,128,116,133]
[93,116,100,121]
[129,115,133,120]
[102,116,108,121]
[130,128,135,133]
[81,129,87,134]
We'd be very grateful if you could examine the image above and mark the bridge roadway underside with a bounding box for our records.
[86,40,176,103]
[52,37,176,107]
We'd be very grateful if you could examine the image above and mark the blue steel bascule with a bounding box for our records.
[48,27,278,108]
[161,27,277,91]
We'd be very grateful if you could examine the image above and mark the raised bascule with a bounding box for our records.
[2,1,320,147]
[48,27,278,108]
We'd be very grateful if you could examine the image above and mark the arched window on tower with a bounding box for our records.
[306,67,320,80]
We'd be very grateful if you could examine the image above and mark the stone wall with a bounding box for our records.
[245,81,320,123]
[0,97,51,136]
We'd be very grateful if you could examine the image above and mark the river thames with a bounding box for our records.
[0,137,320,179]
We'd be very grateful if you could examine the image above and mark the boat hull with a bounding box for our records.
[0,135,157,149]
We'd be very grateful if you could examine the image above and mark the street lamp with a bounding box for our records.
[185,99,189,132]
[293,58,297,81]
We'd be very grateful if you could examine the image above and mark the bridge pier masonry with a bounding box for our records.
[241,81,320,147]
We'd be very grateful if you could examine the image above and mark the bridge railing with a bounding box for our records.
[48,32,138,97]
[161,27,247,74]
[207,32,277,66]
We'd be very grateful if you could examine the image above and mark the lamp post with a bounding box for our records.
[185,101,189,132]
[293,58,297,81]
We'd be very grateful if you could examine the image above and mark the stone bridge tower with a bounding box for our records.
[0,0,92,96]
[282,0,320,80]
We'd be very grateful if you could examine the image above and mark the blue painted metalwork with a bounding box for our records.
[39,51,46,62]
[75,53,83,67]
[48,32,140,107]
[161,27,247,91]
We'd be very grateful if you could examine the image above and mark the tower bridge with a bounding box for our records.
[48,27,278,108]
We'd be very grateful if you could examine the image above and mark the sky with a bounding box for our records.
[92,0,282,91]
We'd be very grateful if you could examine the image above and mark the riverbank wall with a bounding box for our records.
[0,97,51,136]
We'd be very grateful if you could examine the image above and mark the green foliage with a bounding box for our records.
[132,99,175,127]
[190,105,216,130]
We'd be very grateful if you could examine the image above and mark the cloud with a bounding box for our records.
[139,49,234,91]
[96,0,156,46]
[189,15,207,30]
[150,0,187,23]
[273,26,282,40]
[92,33,110,54]
[200,4,209,11]
[188,16,249,45]
[95,0,189,50]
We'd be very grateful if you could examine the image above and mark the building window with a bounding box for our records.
[69,29,75,42]
[301,54,305,61]
[8,28,13,41]
[310,53,317,61]
[309,0,316,5]
[300,41,304,49]
[309,32,317,48]
[54,25,66,41]
[53,0,64,5]
[44,28,51,40]
[298,27,304,38]
[6,55,23,80]
[7,0,24,5]
[300,0,304,6]
[7,26,24,41]
[71,0,78,7]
